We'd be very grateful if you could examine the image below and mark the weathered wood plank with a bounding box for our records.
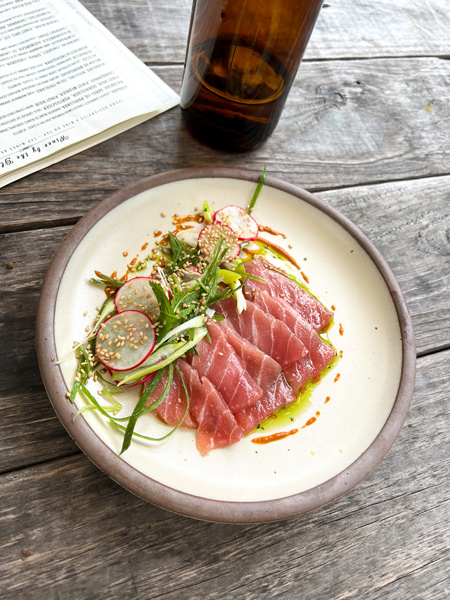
[0,227,70,394]
[80,0,450,64]
[0,386,78,474]
[1,58,449,231]
[0,349,448,600]
[0,227,79,471]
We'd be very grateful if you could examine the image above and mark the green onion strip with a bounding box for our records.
[248,166,266,215]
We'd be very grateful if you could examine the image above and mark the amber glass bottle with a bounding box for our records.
[180,0,323,152]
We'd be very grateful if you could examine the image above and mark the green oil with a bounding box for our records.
[255,351,340,434]
[247,240,340,434]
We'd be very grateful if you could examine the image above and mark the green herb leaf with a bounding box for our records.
[168,231,183,264]
[148,280,178,341]
[112,364,188,446]
[141,363,174,416]
[91,271,124,288]
[248,166,266,215]
[69,380,81,404]
[120,367,167,454]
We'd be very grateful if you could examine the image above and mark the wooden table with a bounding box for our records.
[1,1,449,598]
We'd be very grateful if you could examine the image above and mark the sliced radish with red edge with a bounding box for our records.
[114,277,168,321]
[95,310,156,372]
[213,205,259,241]
[198,223,241,262]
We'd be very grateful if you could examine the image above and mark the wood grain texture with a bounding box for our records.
[0,349,448,600]
[80,0,450,63]
[2,57,450,231]
[0,227,78,472]
[317,176,450,354]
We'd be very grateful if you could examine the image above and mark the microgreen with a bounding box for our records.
[91,271,124,288]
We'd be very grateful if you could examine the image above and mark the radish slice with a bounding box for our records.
[95,310,156,372]
[214,205,259,240]
[176,230,199,247]
[198,223,241,262]
[114,277,165,321]
[181,264,200,284]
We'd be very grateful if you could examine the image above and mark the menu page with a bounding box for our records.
[0,0,179,187]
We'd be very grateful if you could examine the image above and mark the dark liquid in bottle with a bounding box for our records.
[181,36,290,152]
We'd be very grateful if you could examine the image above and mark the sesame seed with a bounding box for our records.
[123,251,128,257]
[83,311,88,317]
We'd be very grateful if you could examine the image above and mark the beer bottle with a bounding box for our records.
[180,0,324,152]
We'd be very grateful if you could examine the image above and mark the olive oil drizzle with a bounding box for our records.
[247,240,341,435]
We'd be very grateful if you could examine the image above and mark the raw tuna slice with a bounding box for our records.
[146,366,197,429]
[209,318,282,393]
[185,321,263,413]
[244,257,334,332]
[216,318,295,432]
[214,296,307,368]
[250,289,336,392]
[235,375,294,434]
[176,360,243,455]
[283,347,336,394]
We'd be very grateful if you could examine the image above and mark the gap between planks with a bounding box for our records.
[143,54,450,68]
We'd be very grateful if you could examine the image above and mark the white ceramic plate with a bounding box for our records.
[36,168,415,523]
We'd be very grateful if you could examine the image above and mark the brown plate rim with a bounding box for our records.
[36,167,416,524]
